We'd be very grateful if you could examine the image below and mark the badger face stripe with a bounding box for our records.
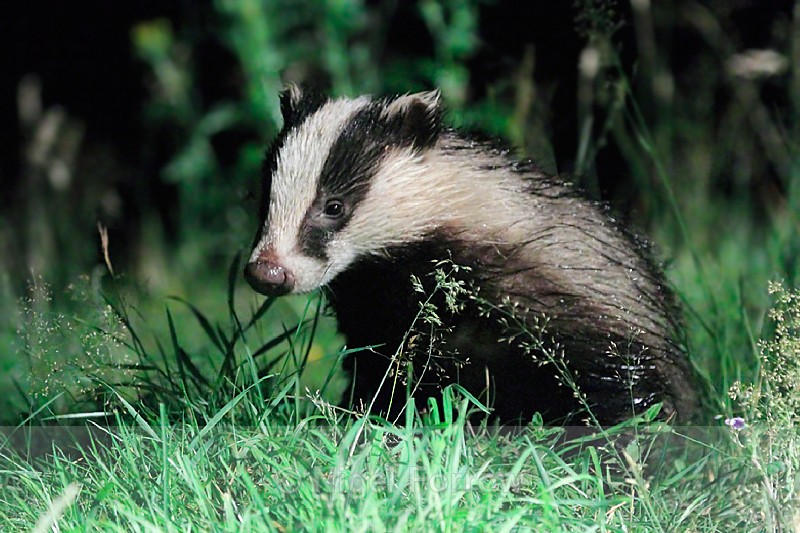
[295,102,391,260]
[250,96,374,292]
[294,97,444,261]
[316,95,442,200]
[251,92,445,293]
[258,91,329,226]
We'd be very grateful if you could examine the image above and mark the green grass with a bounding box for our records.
[1,382,794,530]
[0,385,762,531]
[2,263,800,531]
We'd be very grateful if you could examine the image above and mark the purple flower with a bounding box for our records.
[725,417,746,430]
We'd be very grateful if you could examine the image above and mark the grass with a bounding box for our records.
[0,385,754,531]
[2,262,800,531]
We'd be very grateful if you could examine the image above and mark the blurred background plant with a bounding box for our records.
[0,0,797,424]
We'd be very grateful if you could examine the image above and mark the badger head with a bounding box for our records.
[245,86,444,296]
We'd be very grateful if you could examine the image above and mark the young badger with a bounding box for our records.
[245,86,703,425]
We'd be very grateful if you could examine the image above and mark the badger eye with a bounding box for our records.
[323,199,345,218]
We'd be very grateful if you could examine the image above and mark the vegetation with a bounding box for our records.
[1,1,799,530]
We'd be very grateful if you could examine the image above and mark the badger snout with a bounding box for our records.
[244,259,296,296]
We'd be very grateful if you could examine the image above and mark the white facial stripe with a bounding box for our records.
[335,148,441,251]
[249,96,371,292]
[331,146,517,258]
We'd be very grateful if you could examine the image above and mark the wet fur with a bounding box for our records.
[251,90,704,425]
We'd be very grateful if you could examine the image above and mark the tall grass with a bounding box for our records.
[3,257,800,530]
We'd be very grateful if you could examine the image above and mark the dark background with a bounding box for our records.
[2,1,794,287]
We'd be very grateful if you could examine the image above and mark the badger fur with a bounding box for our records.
[245,86,703,425]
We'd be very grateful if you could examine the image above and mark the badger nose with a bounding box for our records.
[244,260,295,296]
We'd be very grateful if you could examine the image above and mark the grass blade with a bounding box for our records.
[167,296,225,354]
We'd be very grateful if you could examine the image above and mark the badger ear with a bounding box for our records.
[278,83,304,123]
[383,89,442,149]
[278,83,328,128]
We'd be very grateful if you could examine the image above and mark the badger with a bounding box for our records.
[244,85,703,425]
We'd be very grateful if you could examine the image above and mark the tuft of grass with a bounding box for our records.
[726,282,800,531]
[99,254,349,422]
[3,258,800,531]
[0,382,712,531]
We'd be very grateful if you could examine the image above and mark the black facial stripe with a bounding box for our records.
[296,102,390,260]
[295,95,442,260]
[318,98,441,196]
[300,225,334,260]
